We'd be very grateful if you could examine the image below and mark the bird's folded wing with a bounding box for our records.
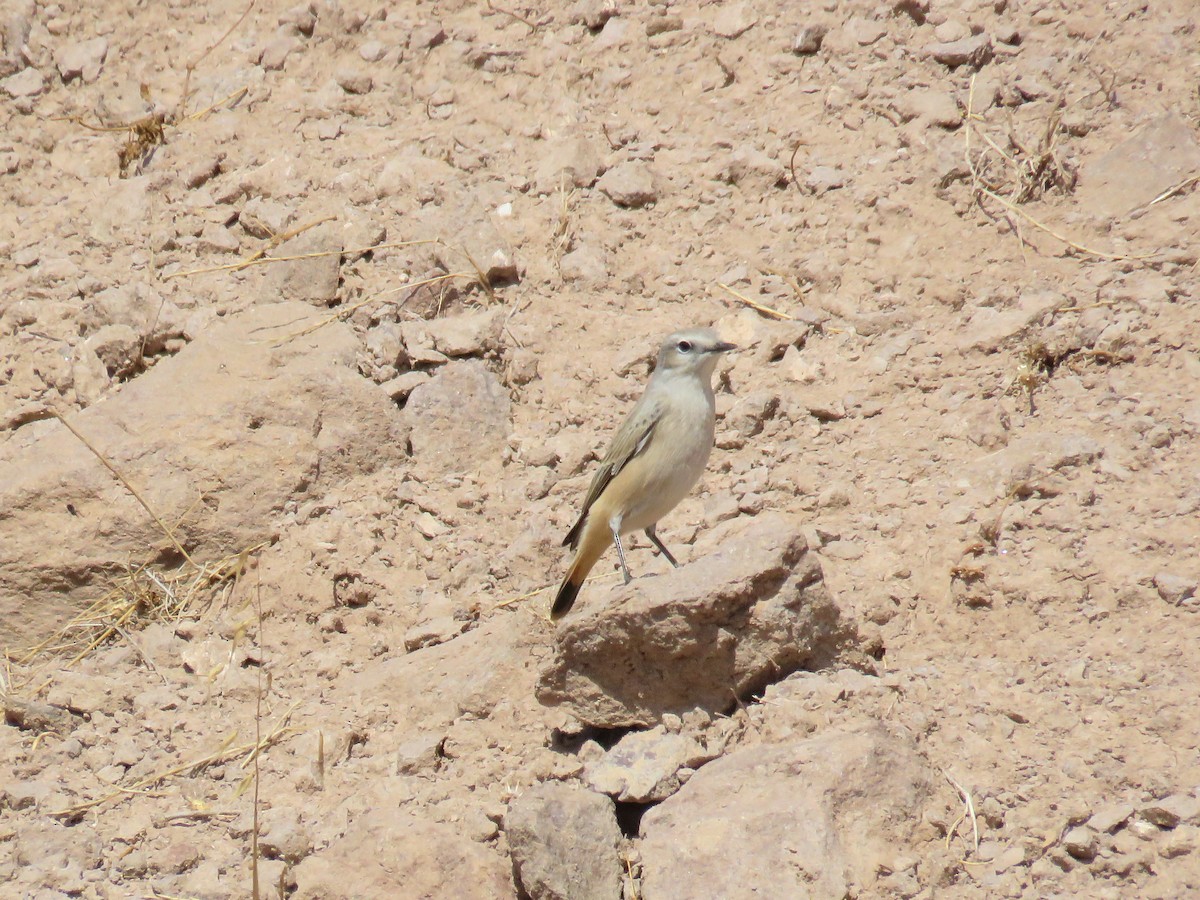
[562,399,662,549]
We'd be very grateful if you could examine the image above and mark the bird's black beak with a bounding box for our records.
[711,342,737,354]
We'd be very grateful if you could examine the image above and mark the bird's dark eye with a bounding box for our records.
[677,340,692,352]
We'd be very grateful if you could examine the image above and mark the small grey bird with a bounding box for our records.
[551,327,736,619]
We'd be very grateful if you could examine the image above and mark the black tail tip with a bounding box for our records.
[550,579,581,621]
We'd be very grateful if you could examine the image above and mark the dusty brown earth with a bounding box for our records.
[3,0,1200,897]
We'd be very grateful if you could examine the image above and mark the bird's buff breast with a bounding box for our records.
[597,397,715,535]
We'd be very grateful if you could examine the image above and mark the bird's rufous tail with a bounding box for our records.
[550,523,609,620]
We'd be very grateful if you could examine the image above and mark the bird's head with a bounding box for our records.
[655,328,737,379]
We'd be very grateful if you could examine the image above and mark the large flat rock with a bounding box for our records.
[639,724,935,899]
[536,513,866,728]
[0,302,408,650]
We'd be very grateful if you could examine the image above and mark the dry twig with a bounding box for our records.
[717,282,793,320]
[12,544,261,683]
[944,772,981,857]
[162,216,341,280]
[485,0,539,31]
[494,570,622,611]
[50,701,299,819]
[963,76,1154,262]
[178,0,258,120]
[54,413,195,567]
[261,271,476,345]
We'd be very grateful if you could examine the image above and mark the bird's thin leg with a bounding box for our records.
[611,527,633,583]
[645,525,680,568]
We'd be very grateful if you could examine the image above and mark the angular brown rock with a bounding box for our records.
[536,513,865,727]
[639,724,934,898]
[506,782,622,900]
[267,223,342,306]
[926,33,992,68]
[585,727,716,802]
[596,162,659,208]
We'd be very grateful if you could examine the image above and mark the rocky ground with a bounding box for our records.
[3,0,1200,897]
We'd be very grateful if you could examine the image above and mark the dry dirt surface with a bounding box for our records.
[3,0,1200,897]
